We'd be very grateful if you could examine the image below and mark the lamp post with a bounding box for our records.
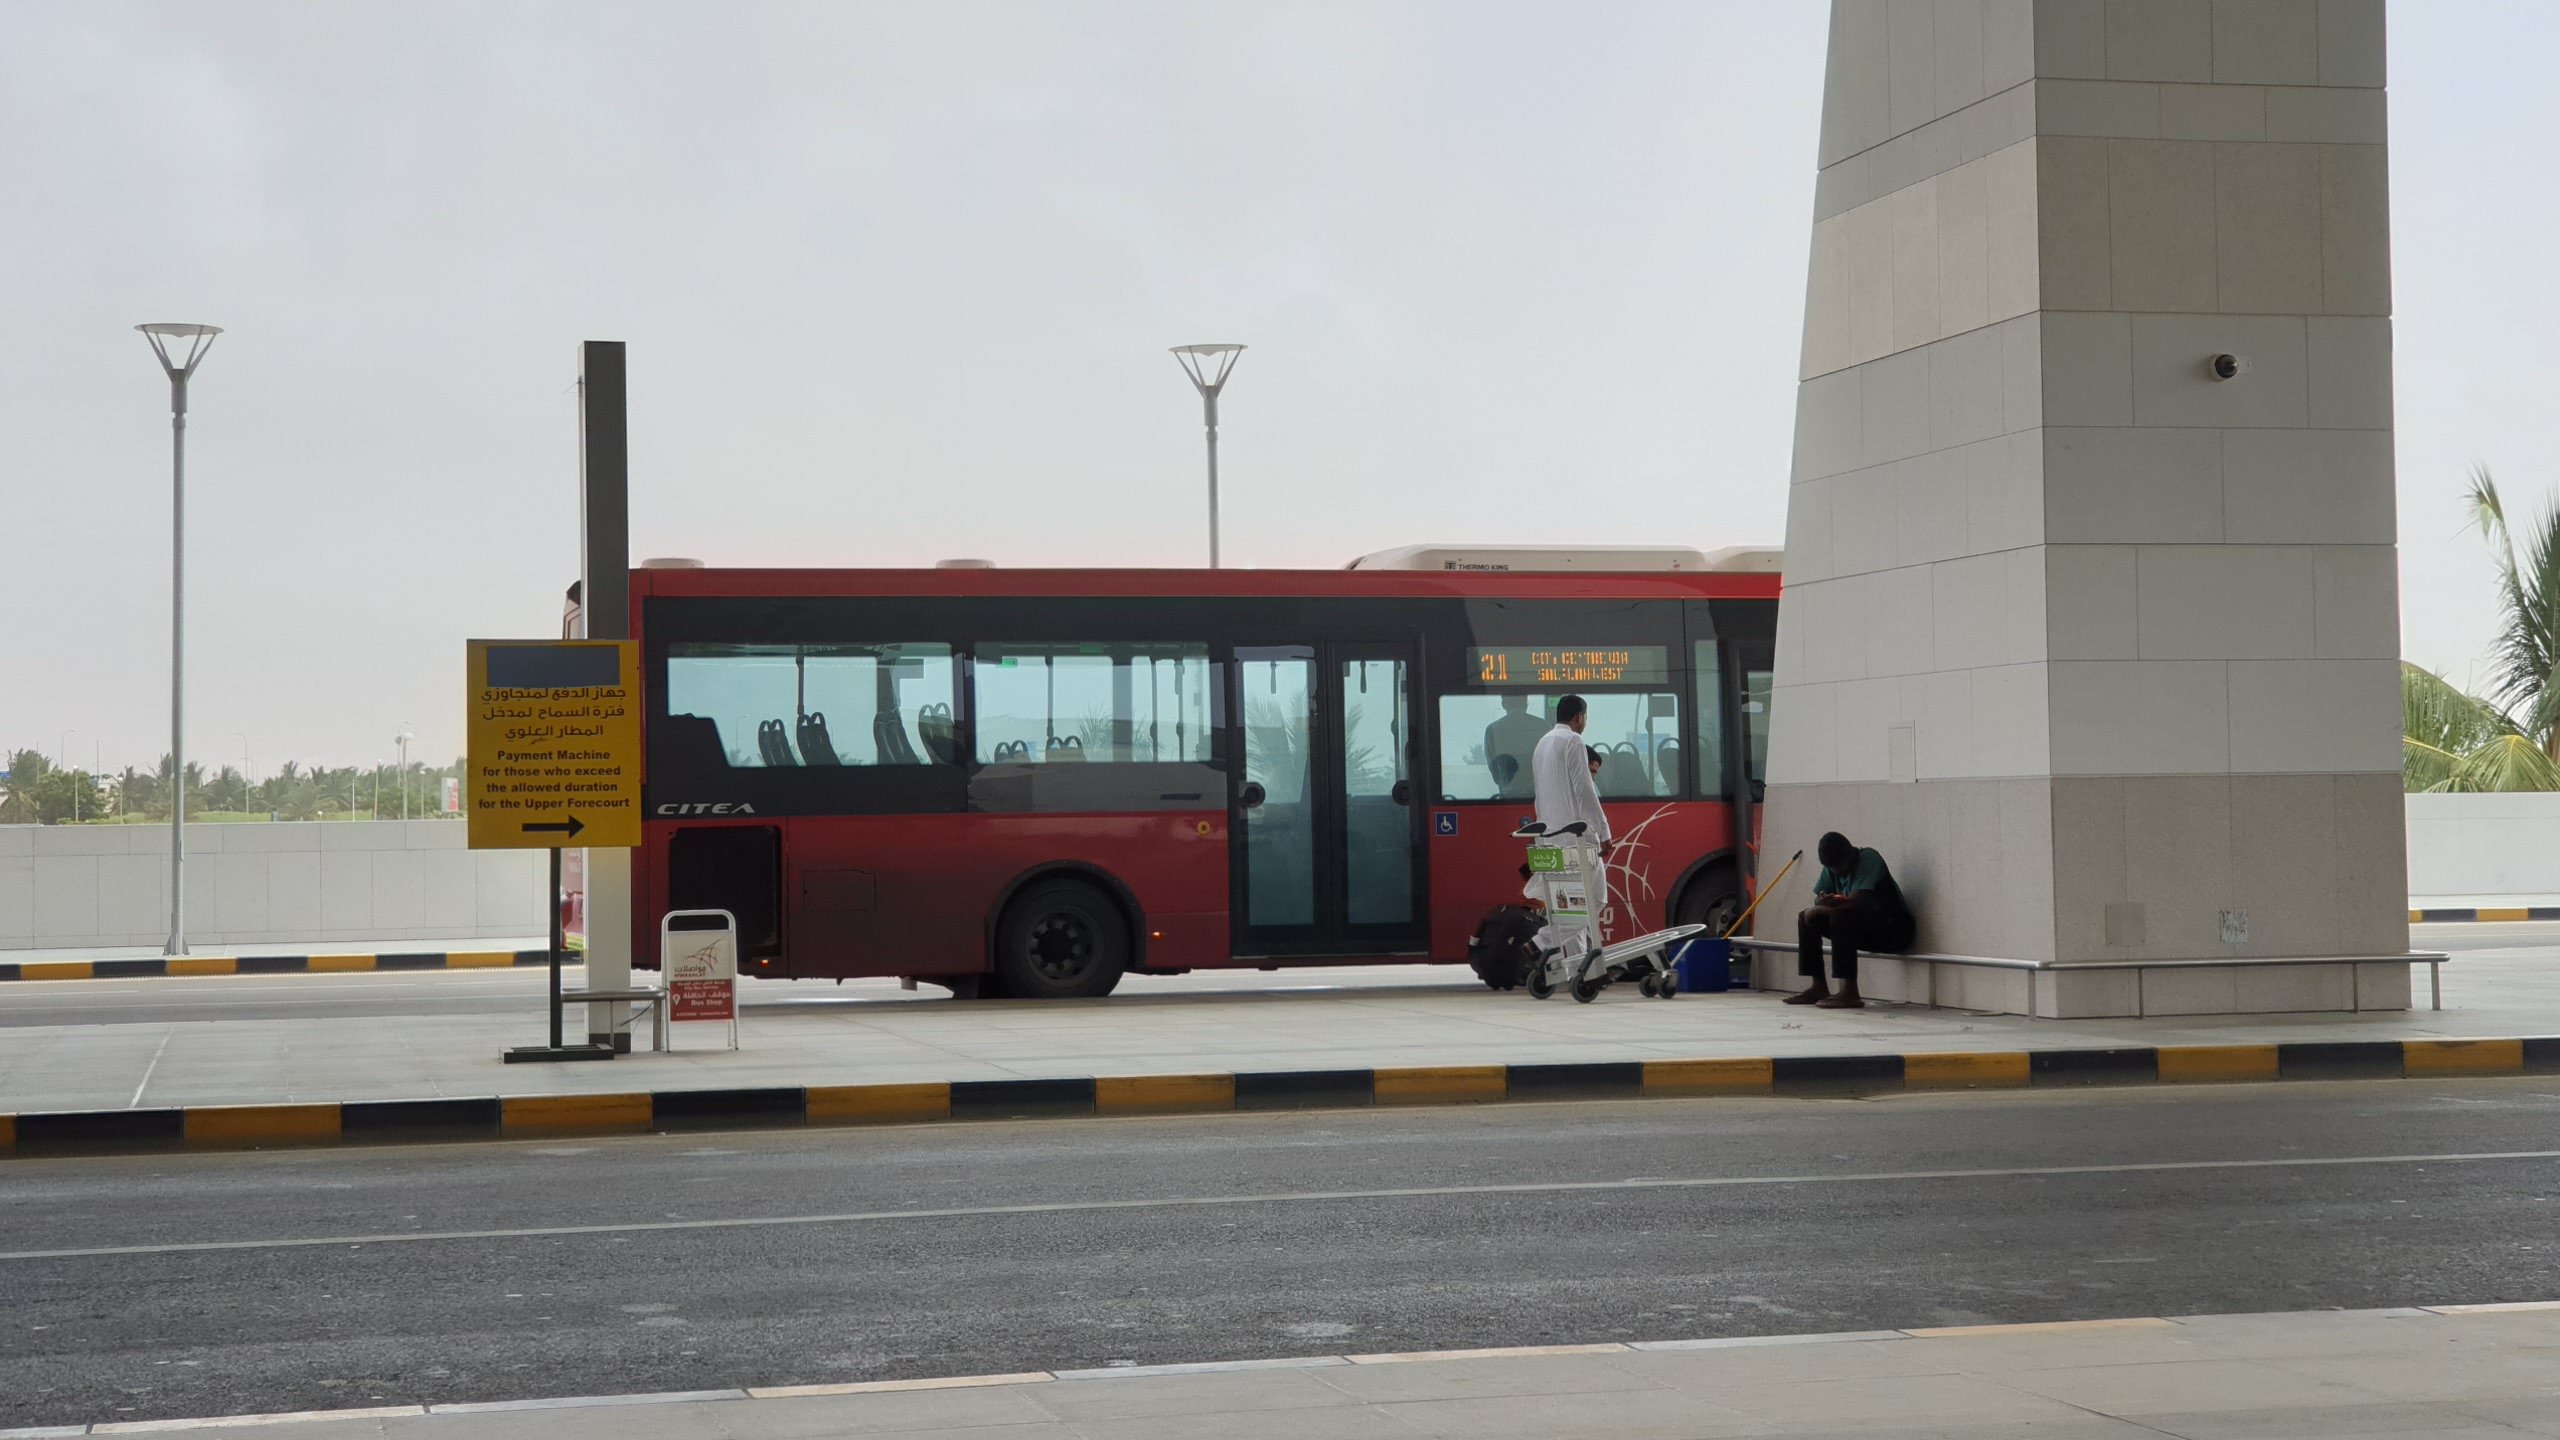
[234,732,253,816]
[59,731,78,824]
[138,323,220,956]
[396,724,414,820]
[1170,344,1245,568]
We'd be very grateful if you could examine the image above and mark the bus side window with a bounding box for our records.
[972,644,1214,765]
[665,643,955,768]
[1440,693,1553,802]
[1434,691,1681,800]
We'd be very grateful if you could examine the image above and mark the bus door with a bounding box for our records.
[1231,643,1427,957]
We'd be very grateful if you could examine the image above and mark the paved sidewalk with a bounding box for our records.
[23,1304,2560,1438]
[6,949,2560,1118]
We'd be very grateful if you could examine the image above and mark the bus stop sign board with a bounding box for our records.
[466,639,642,850]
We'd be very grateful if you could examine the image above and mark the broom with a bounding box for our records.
[1720,849,1803,940]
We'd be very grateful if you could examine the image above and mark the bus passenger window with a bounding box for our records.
[665,642,954,768]
[1435,692,1682,802]
[973,644,1214,765]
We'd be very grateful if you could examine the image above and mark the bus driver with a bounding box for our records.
[1484,693,1547,798]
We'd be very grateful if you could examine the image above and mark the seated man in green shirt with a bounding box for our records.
[1787,830,1915,1010]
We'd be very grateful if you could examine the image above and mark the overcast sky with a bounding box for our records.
[2,1,2552,775]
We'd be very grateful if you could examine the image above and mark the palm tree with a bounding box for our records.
[2465,466,2560,757]
[2404,663,2560,791]
[1,749,53,823]
[116,766,157,818]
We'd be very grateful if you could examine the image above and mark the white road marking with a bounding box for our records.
[7,1148,2560,1263]
[126,1033,172,1109]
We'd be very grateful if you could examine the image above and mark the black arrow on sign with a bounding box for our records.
[522,817,586,838]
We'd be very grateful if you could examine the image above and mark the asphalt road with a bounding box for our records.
[7,1078,2560,1428]
[0,921,2535,1028]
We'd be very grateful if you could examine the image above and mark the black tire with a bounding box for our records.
[992,879,1130,999]
[1637,974,1659,998]
[1572,976,1603,1003]
[1654,971,1679,999]
[1675,865,1745,939]
[1527,966,1554,1000]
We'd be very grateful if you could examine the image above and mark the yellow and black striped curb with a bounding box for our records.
[2411,906,2560,923]
[0,950,558,982]
[4,1037,2556,1158]
[19,1303,2557,1433]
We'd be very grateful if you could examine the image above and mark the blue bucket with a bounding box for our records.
[1674,936,1733,993]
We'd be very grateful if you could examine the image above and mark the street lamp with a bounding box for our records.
[396,723,414,820]
[138,323,221,956]
[59,730,78,824]
[1170,344,1245,568]
[234,732,253,816]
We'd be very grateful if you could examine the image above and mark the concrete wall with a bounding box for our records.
[2406,794,2560,901]
[1760,0,2407,1015]
[0,821,546,951]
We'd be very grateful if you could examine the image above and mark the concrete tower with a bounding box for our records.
[1756,0,2407,1015]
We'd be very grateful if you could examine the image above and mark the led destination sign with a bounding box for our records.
[1468,645,1669,687]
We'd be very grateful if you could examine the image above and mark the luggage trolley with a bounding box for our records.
[1512,819,1704,1002]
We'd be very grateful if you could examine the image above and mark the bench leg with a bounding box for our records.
[2431,962,2441,1012]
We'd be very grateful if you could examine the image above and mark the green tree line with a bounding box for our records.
[0,750,467,826]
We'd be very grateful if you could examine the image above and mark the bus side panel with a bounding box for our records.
[1425,802,1735,962]
[777,811,1230,979]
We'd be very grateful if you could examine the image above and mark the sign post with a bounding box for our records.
[660,909,739,1051]
[467,639,642,1063]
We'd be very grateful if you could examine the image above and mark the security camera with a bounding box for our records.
[2207,353,2246,381]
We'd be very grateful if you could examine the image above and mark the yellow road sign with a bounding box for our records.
[466,640,642,850]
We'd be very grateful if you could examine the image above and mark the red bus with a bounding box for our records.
[628,546,1778,998]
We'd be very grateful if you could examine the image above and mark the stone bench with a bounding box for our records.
[1726,936,2451,1018]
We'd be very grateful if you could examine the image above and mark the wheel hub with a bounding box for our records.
[1027,912,1094,980]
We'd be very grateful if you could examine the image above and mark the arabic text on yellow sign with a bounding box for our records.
[465,640,642,850]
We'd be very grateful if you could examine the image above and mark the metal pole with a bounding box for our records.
[548,846,565,1050]
[1203,391,1221,569]
[167,372,188,956]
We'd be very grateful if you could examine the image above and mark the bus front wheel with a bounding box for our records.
[993,880,1130,1000]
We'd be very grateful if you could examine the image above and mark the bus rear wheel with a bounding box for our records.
[993,880,1130,1000]
[1676,865,1745,939]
